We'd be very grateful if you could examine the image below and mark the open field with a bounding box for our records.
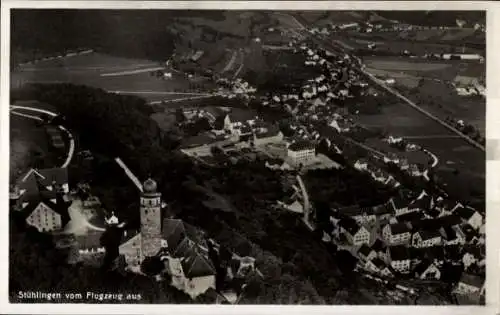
[344,32,484,56]
[396,78,485,134]
[364,59,452,72]
[17,52,160,71]
[356,89,484,198]
[375,11,485,27]
[363,56,485,83]
[11,52,220,102]
[296,11,369,26]
[364,68,420,89]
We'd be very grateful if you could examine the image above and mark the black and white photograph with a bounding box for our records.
[3,1,495,311]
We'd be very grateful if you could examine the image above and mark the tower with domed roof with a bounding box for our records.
[140,177,162,259]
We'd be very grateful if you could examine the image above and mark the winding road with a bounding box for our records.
[10,105,75,168]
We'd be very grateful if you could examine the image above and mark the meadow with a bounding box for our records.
[11,52,221,103]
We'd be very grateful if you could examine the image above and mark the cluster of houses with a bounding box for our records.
[10,167,71,233]
[453,75,486,97]
[353,158,400,188]
[215,78,257,99]
[321,188,485,300]
[179,107,284,158]
[178,102,341,170]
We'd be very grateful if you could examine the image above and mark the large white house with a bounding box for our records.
[412,230,442,248]
[339,217,371,246]
[287,141,316,166]
[382,223,412,245]
[387,245,411,274]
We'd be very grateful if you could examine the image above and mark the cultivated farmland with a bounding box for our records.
[364,59,452,72]
[11,52,221,103]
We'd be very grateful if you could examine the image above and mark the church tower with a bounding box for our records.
[140,178,162,259]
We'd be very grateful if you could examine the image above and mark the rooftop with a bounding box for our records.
[255,125,281,139]
[371,238,386,252]
[338,217,362,236]
[417,229,442,241]
[180,134,218,149]
[454,206,477,220]
[389,245,410,261]
[460,273,484,288]
[390,195,409,210]
[371,257,386,269]
[358,244,373,256]
[227,108,257,124]
[397,211,424,222]
[288,140,316,152]
[389,222,411,235]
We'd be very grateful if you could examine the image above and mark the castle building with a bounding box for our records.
[117,178,217,298]
[140,178,162,260]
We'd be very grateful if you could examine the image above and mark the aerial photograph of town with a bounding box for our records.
[8,9,486,305]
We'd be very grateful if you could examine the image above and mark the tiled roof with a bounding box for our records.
[373,203,393,216]
[162,219,207,257]
[389,245,410,261]
[409,194,433,210]
[227,109,257,123]
[390,195,408,210]
[425,209,441,218]
[37,168,68,187]
[417,230,442,241]
[75,229,105,250]
[397,211,424,222]
[441,226,458,240]
[389,222,411,235]
[181,250,216,278]
[16,170,40,196]
[180,134,216,149]
[358,244,373,256]
[441,199,459,211]
[420,246,445,261]
[460,224,479,242]
[464,245,484,258]
[371,238,386,252]
[413,259,435,275]
[338,217,361,235]
[255,125,281,139]
[288,140,315,152]
[339,205,374,217]
[371,257,386,269]
[460,273,484,288]
[454,207,476,220]
[20,189,71,226]
[436,214,462,227]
